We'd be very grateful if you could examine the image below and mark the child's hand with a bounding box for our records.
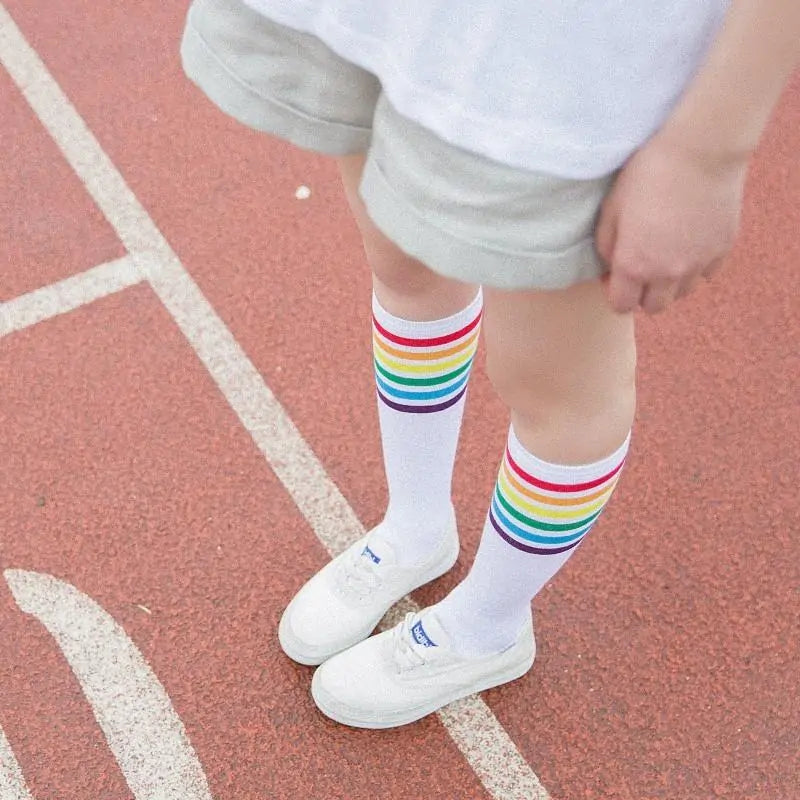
[594,134,749,314]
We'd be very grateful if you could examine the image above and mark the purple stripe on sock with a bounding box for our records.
[489,508,584,555]
[377,385,467,413]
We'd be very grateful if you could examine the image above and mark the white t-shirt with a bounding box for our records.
[243,0,730,178]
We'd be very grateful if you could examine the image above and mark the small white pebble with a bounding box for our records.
[136,604,152,615]
[295,185,311,200]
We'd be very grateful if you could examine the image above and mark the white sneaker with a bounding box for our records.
[310,609,535,728]
[278,524,459,666]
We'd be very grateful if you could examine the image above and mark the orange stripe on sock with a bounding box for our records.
[501,461,617,507]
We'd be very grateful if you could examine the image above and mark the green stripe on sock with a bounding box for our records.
[494,486,603,533]
[373,357,472,387]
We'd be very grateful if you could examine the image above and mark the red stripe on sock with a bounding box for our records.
[505,447,625,494]
[372,311,482,348]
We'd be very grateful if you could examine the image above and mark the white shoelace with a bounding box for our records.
[338,547,383,600]
[393,613,428,672]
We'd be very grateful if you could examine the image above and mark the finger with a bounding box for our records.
[641,280,679,314]
[606,270,644,314]
[594,204,617,267]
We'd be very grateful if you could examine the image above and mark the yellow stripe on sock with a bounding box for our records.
[373,338,477,375]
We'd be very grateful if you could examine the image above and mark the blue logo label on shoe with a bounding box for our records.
[361,545,381,564]
[411,620,437,648]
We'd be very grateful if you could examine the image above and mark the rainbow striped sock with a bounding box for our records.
[368,291,482,566]
[372,299,481,414]
[489,432,627,555]
[433,427,630,656]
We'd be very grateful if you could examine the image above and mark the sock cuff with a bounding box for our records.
[506,426,631,488]
[489,428,630,556]
[371,289,483,339]
[372,291,482,414]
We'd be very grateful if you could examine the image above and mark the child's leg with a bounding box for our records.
[484,281,635,464]
[433,280,636,655]
[278,156,484,665]
[338,154,480,566]
[310,280,636,726]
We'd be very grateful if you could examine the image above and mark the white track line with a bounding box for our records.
[5,570,213,800]
[0,725,32,800]
[145,255,366,557]
[0,255,142,338]
[0,6,550,799]
[0,8,170,260]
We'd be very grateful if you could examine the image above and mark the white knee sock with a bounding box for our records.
[367,290,483,567]
[433,425,630,656]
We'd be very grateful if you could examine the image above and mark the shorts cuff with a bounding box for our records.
[359,156,606,291]
[180,16,370,156]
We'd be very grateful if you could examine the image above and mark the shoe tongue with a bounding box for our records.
[409,611,450,650]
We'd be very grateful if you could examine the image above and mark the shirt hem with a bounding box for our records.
[242,0,649,179]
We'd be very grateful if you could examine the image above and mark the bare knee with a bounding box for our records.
[484,298,637,463]
[337,155,477,319]
[489,345,634,413]
[363,225,477,319]
[362,232,435,297]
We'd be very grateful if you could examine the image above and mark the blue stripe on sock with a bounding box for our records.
[375,371,470,401]
[490,495,594,546]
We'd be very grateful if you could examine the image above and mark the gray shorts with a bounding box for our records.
[180,0,619,290]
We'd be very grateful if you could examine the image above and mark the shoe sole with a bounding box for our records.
[310,649,535,729]
[278,537,459,666]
